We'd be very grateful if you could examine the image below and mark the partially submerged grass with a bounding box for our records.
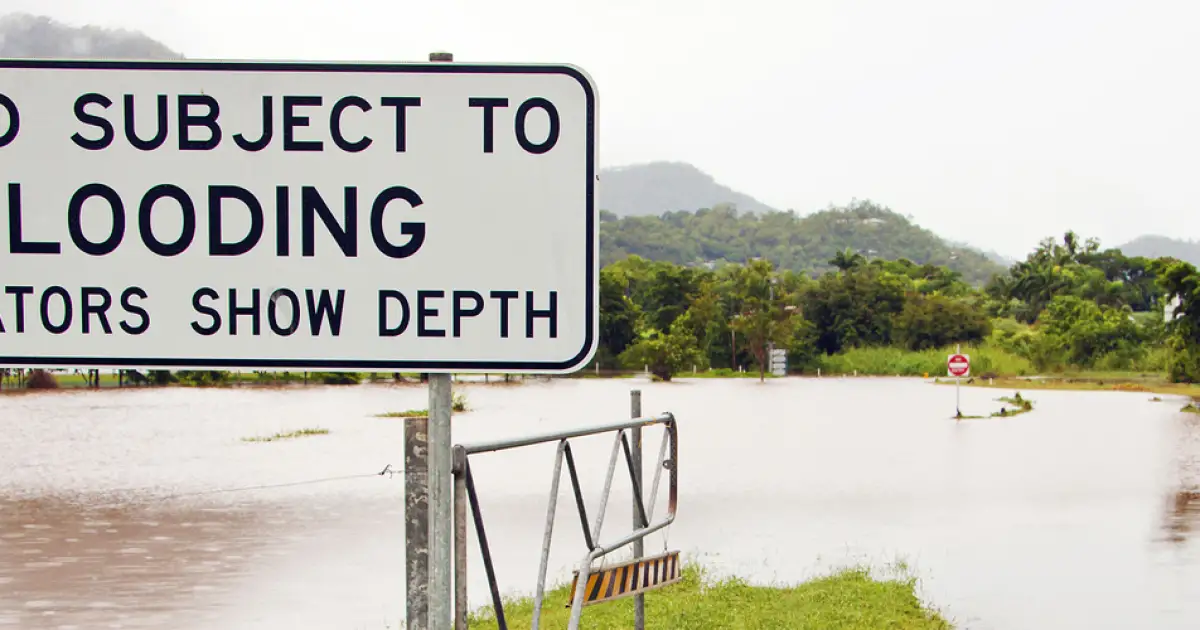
[1182,403,1200,414]
[376,393,470,418]
[376,410,428,418]
[676,368,780,379]
[241,427,329,442]
[991,392,1034,418]
[572,371,641,379]
[953,392,1034,420]
[951,371,1200,397]
[467,564,952,630]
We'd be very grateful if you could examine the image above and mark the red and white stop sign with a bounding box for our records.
[947,354,970,377]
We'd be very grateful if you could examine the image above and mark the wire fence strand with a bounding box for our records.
[78,465,398,511]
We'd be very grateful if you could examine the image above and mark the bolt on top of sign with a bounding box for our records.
[0,59,598,373]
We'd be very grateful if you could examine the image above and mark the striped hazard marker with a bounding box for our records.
[566,550,683,607]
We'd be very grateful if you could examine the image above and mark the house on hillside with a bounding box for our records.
[1165,294,1183,323]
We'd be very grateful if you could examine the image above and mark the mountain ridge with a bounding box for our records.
[598,161,778,217]
[1117,235,1200,267]
[0,13,182,59]
[6,11,1188,276]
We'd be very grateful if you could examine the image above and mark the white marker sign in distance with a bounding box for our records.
[0,59,598,373]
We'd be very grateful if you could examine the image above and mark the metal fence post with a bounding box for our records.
[453,446,468,630]
[630,389,645,630]
[406,416,431,630]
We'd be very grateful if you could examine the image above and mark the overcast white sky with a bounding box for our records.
[7,0,1199,258]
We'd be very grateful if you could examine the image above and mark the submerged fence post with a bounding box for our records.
[406,416,431,630]
[453,447,468,630]
[630,389,645,630]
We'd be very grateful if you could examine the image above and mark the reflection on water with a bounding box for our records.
[0,496,263,629]
[1161,411,1200,545]
[2,378,1200,629]
[1163,490,1200,544]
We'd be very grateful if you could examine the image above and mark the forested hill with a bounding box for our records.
[599,200,1008,286]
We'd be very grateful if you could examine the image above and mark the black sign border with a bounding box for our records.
[0,58,597,373]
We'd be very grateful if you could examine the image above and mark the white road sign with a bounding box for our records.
[0,59,598,373]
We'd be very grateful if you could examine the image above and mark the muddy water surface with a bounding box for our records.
[2,377,1198,629]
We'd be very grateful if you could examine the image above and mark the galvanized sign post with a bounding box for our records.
[948,344,970,417]
[424,50,454,630]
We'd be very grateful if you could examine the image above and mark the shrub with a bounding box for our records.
[313,372,363,385]
[26,369,59,389]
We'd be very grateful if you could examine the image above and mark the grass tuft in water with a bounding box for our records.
[954,392,1034,420]
[241,427,329,442]
[376,410,428,418]
[1181,403,1200,414]
[376,392,470,418]
[466,564,952,630]
[991,392,1034,417]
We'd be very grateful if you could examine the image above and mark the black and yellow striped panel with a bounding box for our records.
[566,551,683,607]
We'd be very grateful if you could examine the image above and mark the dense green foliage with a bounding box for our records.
[595,229,1193,381]
[1149,258,1200,382]
[10,229,1197,388]
[600,200,1006,286]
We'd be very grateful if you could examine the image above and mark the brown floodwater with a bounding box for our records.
[1,377,1198,629]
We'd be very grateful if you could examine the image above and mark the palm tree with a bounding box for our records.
[829,248,866,271]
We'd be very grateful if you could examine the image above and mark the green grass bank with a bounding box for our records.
[942,371,1200,398]
[812,346,1200,399]
[467,565,952,630]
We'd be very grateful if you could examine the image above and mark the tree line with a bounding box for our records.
[594,230,1200,382]
[9,228,1200,388]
